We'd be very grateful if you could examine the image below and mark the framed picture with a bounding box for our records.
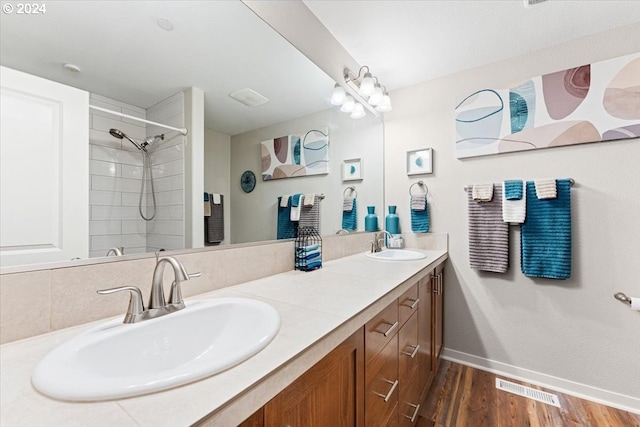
[407,148,433,175]
[342,158,363,181]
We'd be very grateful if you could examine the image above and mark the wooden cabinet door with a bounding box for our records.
[432,263,444,373]
[417,272,433,398]
[264,330,364,427]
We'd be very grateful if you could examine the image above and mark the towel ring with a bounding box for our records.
[343,186,357,198]
[409,181,428,197]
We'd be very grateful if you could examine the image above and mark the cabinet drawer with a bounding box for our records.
[365,300,399,364]
[365,335,399,427]
[398,365,422,427]
[398,283,419,327]
[398,310,419,387]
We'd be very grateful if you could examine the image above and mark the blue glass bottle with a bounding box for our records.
[365,206,379,232]
[385,206,399,245]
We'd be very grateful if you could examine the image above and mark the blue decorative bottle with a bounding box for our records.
[385,206,399,245]
[365,206,379,232]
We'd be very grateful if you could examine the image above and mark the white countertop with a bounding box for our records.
[0,249,447,427]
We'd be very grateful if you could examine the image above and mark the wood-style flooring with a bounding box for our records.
[417,360,640,427]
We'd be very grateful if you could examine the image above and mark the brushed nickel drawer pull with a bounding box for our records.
[401,298,419,310]
[403,403,421,423]
[374,379,399,402]
[375,320,399,337]
[402,344,420,359]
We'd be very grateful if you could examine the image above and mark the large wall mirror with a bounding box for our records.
[0,1,384,270]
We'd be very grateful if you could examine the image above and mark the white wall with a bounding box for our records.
[145,92,186,253]
[204,128,231,244]
[385,23,640,410]
[89,94,147,257]
[230,109,384,244]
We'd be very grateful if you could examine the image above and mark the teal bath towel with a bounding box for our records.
[521,179,572,279]
[277,196,296,239]
[410,196,430,233]
[342,198,357,231]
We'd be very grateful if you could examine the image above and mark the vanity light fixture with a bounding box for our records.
[351,103,366,119]
[340,95,355,113]
[330,65,391,118]
[330,83,346,105]
[376,90,392,112]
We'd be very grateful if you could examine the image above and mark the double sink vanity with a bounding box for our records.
[1,239,447,426]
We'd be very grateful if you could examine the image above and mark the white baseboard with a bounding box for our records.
[441,348,640,415]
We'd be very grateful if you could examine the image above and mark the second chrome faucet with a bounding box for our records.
[97,255,201,324]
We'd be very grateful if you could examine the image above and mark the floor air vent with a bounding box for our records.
[495,378,561,408]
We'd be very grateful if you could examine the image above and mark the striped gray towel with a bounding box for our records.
[206,195,224,244]
[467,185,509,273]
[299,195,321,232]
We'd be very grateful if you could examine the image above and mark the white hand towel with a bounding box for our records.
[472,183,494,202]
[534,179,557,199]
[304,194,315,207]
[212,193,221,205]
[290,205,301,221]
[280,195,290,208]
[502,181,526,223]
[411,194,427,211]
[343,197,354,212]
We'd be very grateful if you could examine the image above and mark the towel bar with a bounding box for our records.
[464,178,574,191]
[614,292,632,305]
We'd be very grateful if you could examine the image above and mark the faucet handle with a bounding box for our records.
[97,286,145,323]
[168,271,201,305]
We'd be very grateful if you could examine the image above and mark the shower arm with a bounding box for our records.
[90,105,188,136]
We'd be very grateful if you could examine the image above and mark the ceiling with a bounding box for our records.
[0,1,335,136]
[304,0,640,91]
[2,1,639,135]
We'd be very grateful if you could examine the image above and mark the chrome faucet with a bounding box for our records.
[335,229,350,235]
[97,255,201,323]
[106,247,123,256]
[371,230,393,253]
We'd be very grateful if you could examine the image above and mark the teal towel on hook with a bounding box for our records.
[504,180,523,200]
[342,199,357,231]
[410,196,430,232]
[277,196,296,239]
[521,179,572,279]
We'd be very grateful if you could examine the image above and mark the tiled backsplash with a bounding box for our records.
[0,232,445,345]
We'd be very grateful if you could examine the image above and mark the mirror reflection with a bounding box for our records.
[0,1,384,269]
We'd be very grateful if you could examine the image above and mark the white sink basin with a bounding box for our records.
[32,297,280,401]
[365,249,427,261]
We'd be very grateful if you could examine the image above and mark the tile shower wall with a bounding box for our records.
[89,94,148,257]
[145,92,185,252]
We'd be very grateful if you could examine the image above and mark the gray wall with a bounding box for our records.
[385,23,640,408]
[230,109,384,244]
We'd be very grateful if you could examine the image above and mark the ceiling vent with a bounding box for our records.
[229,88,269,107]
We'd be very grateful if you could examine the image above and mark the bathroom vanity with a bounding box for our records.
[228,260,445,427]
[0,244,447,427]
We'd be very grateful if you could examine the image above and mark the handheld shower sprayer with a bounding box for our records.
[109,128,144,151]
[108,128,159,221]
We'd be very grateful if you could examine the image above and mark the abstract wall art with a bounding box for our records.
[261,128,329,181]
[455,53,640,159]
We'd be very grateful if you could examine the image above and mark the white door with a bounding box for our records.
[1,66,89,267]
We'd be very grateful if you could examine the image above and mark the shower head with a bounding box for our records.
[109,128,144,151]
[141,134,164,149]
